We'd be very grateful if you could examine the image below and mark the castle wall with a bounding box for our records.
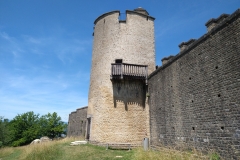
[148,9,240,159]
[88,10,155,144]
[67,107,87,137]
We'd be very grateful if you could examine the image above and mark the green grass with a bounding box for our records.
[0,147,21,160]
[0,138,219,160]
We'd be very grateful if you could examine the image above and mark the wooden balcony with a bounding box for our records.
[110,63,148,84]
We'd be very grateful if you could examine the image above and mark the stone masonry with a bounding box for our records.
[67,107,87,137]
[67,8,240,159]
[148,9,240,159]
[87,8,155,145]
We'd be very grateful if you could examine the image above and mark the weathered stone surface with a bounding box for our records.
[88,9,155,145]
[67,107,88,137]
[40,136,51,142]
[70,140,88,145]
[148,8,240,159]
[30,136,51,144]
[30,139,41,144]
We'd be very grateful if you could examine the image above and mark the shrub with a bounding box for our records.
[210,152,220,160]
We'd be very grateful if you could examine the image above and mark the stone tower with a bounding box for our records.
[87,8,155,145]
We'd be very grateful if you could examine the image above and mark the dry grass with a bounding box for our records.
[133,147,210,160]
[0,137,221,160]
[0,147,15,158]
[19,142,61,160]
[19,137,82,160]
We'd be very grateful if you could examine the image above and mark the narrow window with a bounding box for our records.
[115,59,122,63]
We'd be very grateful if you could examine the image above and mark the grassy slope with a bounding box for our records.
[0,138,219,160]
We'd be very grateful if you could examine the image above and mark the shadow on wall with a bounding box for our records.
[112,80,147,110]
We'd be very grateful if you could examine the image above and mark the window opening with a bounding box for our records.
[115,59,123,63]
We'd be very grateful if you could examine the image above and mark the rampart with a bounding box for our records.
[67,106,88,137]
[148,9,240,159]
[67,8,240,159]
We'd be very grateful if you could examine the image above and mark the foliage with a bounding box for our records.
[39,112,67,139]
[209,152,220,160]
[0,117,11,146]
[9,112,40,146]
[0,111,67,147]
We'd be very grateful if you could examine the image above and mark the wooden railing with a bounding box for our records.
[111,63,148,83]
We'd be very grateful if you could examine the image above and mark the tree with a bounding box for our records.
[9,111,40,146]
[39,112,67,139]
[1,111,67,146]
[0,117,11,146]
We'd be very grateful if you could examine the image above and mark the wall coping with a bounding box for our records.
[161,55,175,61]
[126,10,155,21]
[76,106,88,110]
[148,8,240,79]
[178,39,196,48]
[94,10,120,25]
[94,9,155,25]
[134,7,149,15]
[205,13,230,27]
[69,106,88,115]
[71,111,77,114]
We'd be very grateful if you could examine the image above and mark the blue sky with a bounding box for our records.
[0,0,239,122]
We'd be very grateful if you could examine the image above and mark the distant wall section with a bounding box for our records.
[67,107,88,137]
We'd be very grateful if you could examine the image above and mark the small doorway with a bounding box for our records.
[86,117,91,140]
[115,59,122,63]
[115,59,123,75]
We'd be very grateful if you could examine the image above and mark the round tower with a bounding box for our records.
[87,8,155,145]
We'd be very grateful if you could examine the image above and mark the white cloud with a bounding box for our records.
[0,32,14,42]
[0,31,91,122]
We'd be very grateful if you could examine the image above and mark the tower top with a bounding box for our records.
[94,8,154,25]
[134,7,149,15]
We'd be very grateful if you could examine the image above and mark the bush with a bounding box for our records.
[210,152,220,160]
[12,138,27,147]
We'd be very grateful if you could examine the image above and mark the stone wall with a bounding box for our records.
[67,106,88,137]
[88,8,155,144]
[148,9,240,159]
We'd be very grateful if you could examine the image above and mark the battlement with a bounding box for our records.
[93,8,155,27]
[126,9,155,21]
[134,7,149,15]
[178,39,196,52]
[205,13,230,32]
[94,10,120,25]
[149,8,240,79]
[161,55,175,65]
